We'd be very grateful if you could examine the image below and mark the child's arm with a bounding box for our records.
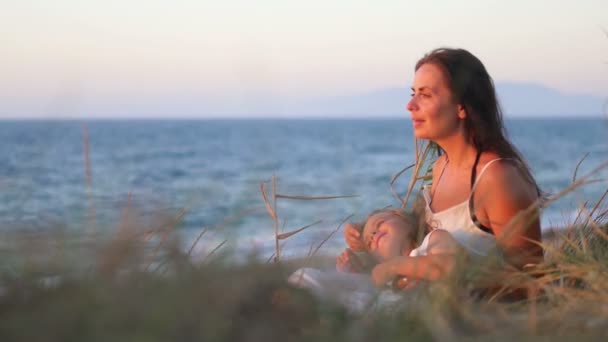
[370,230,461,287]
[336,248,377,273]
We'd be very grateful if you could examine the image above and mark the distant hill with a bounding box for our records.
[496,82,605,117]
[0,81,605,119]
[293,82,607,117]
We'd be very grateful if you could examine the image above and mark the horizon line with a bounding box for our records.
[0,114,605,121]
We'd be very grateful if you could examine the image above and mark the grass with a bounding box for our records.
[1,133,608,341]
[1,181,608,341]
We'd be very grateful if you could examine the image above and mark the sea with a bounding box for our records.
[0,118,607,259]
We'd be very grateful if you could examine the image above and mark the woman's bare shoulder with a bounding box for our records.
[478,151,502,167]
[475,157,537,208]
[478,156,529,188]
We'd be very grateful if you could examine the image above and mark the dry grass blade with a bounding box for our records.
[558,233,585,256]
[203,206,265,245]
[522,162,608,215]
[589,189,608,220]
[533,236,569,262]
[235,206,268,221]
[414,136,420,164]
[415,174,432,181]
[572,152,590,183]
[146,231,171,271]
[571,201,588,228]
[204,239,228,262]
[402,141,432,207]
[151,257,170,273]
[309,214,354,258]
[82,123,96,232]
[588,220,608,246]
[578,206,608,242]
[118,192,132,234]
[595,207,608,221]
[272,176,280,262]
[259,182,277,219]
[172,208,188,225]
[275,194,358,200]
[266,253,275,264]
[187,227,208,257]
[277,220,322,240]
[260,178,281,262]
[305,245,313,258]
[143,208,189,271]
[390,163,415,203]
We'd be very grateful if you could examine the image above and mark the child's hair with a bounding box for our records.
[356,204,430,252]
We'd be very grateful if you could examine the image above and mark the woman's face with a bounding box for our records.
[406,63,465,141]
[362,212,413,262]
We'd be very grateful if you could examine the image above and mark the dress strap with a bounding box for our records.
[468,157,509,236]
[469,158,505,195]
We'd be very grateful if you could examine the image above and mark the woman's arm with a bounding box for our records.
[473,161,543,268]
[336,248,372,273]
[370,230,461,287]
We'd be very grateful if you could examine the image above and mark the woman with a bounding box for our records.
[344,48,543,273]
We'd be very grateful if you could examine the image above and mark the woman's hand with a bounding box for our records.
[336,248,364,273]
[343,223,366,252]
[371,262,395,288]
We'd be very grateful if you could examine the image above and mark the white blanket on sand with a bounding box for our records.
[288,268,404,314]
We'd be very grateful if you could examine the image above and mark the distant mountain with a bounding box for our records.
[1,81,604,119]
[496,82,605,117]
[294,82,606,117]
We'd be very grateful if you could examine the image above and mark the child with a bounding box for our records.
[288,208,463,314]
[336,208,462,288]
[288,209,459,313]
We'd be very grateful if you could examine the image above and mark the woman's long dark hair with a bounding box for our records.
[415,48,542,198]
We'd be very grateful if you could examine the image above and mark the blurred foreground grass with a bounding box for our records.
[1,207,608,342]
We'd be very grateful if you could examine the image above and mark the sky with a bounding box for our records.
[1,0,607,118]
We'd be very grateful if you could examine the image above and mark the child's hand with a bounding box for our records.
[343,223,366,252]
[336,248,364,273]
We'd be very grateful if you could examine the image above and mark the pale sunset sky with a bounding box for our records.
[1,0,607,118]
